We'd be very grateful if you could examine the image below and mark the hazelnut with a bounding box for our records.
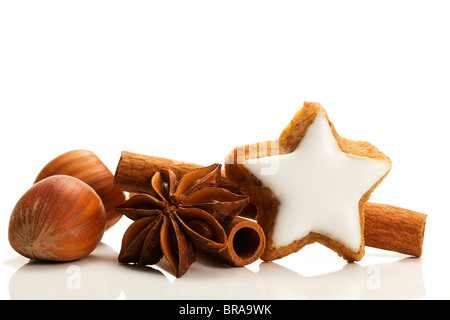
[34,150,127,231]
[9,175,106,261]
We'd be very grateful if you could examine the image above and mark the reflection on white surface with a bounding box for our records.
[7,242,425,300]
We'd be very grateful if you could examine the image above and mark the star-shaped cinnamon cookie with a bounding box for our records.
[225,102,391,262]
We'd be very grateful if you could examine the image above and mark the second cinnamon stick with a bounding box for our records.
[364,202,426,257]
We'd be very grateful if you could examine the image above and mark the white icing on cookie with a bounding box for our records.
[243,113,391,252]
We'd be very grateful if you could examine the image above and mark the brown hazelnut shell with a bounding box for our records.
[34,150,126,231]
[9,175,106,261]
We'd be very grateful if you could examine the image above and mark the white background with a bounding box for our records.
[1,0,449,299]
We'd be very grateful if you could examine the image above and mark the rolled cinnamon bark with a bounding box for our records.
[114,151,427,258]
[114,151,202,194]
[114,151,240,195]
[364,202,426,258]
[202,217,266,266]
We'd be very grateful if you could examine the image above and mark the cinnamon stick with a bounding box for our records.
[114,151,238,194]
[201,216,266,266]
[364,202,426,258]
[114,151,427,258]
[114,151,202,195]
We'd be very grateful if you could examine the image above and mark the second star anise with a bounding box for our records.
[116,163,249,277]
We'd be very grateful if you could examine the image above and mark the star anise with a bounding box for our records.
[116,163,249,277]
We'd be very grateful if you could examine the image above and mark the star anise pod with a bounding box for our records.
[116,163,249,277]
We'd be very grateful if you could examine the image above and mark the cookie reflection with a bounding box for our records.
[257,256,425,299]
